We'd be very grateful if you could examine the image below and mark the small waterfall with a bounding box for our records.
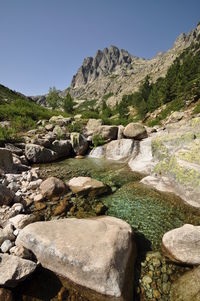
[128,137,154,174]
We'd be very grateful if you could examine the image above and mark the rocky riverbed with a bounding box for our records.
[1,114,200,301]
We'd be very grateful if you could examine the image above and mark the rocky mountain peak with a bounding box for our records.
[71,45,134,88]
[70,23,200,107]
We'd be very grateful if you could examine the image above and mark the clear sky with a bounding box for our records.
[0,0,200,96]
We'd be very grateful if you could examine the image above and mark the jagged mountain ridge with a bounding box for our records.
[71,46,135,88]
[70,24,200,107]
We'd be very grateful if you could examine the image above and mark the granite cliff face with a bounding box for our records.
[70,24,200,107]
[71,46,134,88]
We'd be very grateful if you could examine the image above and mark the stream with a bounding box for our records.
[14,157,200,301]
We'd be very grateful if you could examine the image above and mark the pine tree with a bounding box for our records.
[63,93,74,113]
[46,87,60,109]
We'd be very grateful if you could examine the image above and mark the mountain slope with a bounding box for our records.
[0,84,28,103]
[70,24,200,108]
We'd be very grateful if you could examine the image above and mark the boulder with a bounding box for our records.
[5,143,23,156]
[140,175,175,193]
[118,125,125,139]
[9,245,32,260]
[86,119,103,136]
[25,144,58,163]
[0,224,15,245]
[45,123,54,131]
[89,139,135,161]
[16,217,135,299]
[162,224,200,265]
[170,265,200,301]
[70,133,88,155]
[1,240,13,253]
[166,111,185,124]
[9,214,39,230]
[68,176,110,196]
[96,125,118,141]
[40,177,67,198]
[124,123,147,140]
[49,115,72,126]
[0,148,13,172]
[0,254,36,287]
[50,139,72,158]
[0,185,15,206]
[128,137,153,173]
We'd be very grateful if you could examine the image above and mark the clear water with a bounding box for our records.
[40,157,200,250]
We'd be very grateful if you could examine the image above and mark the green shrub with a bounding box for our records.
[81,111,100,119]
[67,121,85,133]
[193,103,200,114]
[92,134,106,147]
[0,126,15,144]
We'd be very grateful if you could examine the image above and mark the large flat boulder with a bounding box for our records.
[162,224,200,265]
[151,118,200,207]
[16,217,135,300]
[124,123,147,140]
[0,254,36,287]
[68,176,110,196]
[89,139,135,161]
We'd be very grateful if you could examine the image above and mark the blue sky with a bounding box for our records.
[0,0,200,95]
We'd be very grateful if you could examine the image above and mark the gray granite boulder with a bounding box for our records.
[16,217,135,300]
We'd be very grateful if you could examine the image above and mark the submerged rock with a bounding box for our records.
[16,217,135,300]
[170,265,200,301]
[0,254,36,287]
[162,224,200,265]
